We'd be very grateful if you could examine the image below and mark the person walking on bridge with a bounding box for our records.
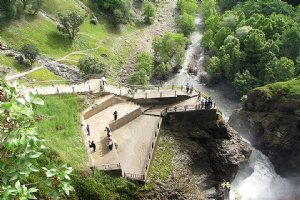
[105,127,111,137]
[89,141,96,152]
[186,83,190,93]
[113,110,118,121]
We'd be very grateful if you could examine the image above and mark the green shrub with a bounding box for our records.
[135,51,154,74]
[21,44,39,63]
[128,69,149,85]
[78,56,107,75]
[178,13,195,36]
[143,1,156,24]
[153,62,172,80]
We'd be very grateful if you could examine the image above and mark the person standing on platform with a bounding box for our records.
[113,111,118,121]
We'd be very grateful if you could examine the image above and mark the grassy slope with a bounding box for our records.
[0,53,27,71]
[253,77,300,118]
[0,0,139,80]
[34,94,88,170]
[25,68,65,82]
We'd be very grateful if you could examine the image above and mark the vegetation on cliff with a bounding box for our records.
[201,0,300,96]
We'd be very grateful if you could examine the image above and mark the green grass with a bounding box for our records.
[25,68,66,83]
[142,131,174,191]
[0,53,27,71]
[42,0,85,16]
[34,94,88,170]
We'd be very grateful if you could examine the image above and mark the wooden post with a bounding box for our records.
[145,93,147,99]
[56,87,59,94]
[175,90,177,97]
[120,89,122,96]
[172,84,174,90]
[160,92,162,98]
[35,89,38,95]
[89,85,91,91]
[72,87,74,93]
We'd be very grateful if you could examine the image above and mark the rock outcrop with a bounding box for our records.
[143,111,251,199]
[229,78,300,177]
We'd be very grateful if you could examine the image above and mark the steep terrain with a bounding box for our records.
[229,77,300,177]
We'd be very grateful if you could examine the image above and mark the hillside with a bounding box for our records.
[229,77,300,176]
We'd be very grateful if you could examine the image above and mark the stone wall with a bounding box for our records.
[109,108,142,131]
[83,96,122,120]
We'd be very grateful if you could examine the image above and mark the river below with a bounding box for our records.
[165,14,299,200]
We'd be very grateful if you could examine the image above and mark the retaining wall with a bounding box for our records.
[83,96,122,120]
[109,108,142,132]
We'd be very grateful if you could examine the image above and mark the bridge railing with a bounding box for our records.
[99,163,121,170]
[123,173,145,181]
[166,103,216,113]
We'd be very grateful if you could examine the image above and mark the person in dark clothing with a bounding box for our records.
[205,99,208,109]
[89,141,96,152]
[86,124,90,136]
[201,99,205,109]
[186,83,190,93]
[208,97,213,109]
[113,111,118,121]
[105,127,111,137]
[108,140,113,150]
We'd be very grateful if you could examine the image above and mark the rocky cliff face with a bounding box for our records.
[229,79,300,177]
[142,111,250,200]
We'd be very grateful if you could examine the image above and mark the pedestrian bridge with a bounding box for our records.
[21,79,218,182]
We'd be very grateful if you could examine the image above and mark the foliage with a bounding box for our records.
[153,32,187,68]
[143,1,156,24]
[177,0,198,15]
[135,51,154,74]
[178,12,195,36]
[21,43,39,64]
[78,56,107,75]
[264,57,295,84]
[202,0,300,96]
[128,69,149,85]
[0,0,43,18]
[92,0,133,24]
[153,62,172,80]
[57,11,84,40]
[233,70,259,96]
[0,78,73,199]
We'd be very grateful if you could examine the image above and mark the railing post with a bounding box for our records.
[157,86,160,91]
[160,91,162,98]
[56,87,59,94]
[120,89,122,96]
[89,85,91,92]
[184,105,187,111]
[133,93,135,98]
[72,87,74,93]
[35,89,38,94]
[174,106,177,112]
[181,85,183,91]
[172,84,174,90]
[145,93,147,99]
[175,90,177,97]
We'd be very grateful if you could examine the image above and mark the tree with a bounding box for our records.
[233,70,259,96]
[201,0,217,20]
[57,11,84,40]
[296,55,300,75]
[21,44,39,64]
[153,62,172,80]
[280,27,300,61]
[207,56,222,78]
[177,0,198,15]
[0,0,22,19]
[78,56,107,75]
[128,69,149,85]
[135,51,153,74]
[153,32,187,67]
[213,27,233,48]
[0,78,73,199]
[143,1,156,24]
[264,57,295,83]
[178,13,195,36]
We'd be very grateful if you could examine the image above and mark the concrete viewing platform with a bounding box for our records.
[80,91,217,182]
[21,79,217,182]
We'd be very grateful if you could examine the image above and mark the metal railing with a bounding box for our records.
[166,104,216,113]
[99,163,121,170]
[123,173,145,181]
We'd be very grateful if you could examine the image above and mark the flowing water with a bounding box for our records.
[165,14,300,200]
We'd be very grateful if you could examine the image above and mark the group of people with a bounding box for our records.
[85,110,119,153]
[185,83,194,94]
[200,96,215,109]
